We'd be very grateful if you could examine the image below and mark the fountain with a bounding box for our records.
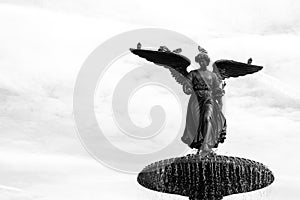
[130,45,275,199]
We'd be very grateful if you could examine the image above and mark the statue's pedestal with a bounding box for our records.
[137,154,274,200]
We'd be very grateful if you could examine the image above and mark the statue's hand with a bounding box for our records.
[217,101,223,110]
[213,88,225,97]
[183,84,192,95]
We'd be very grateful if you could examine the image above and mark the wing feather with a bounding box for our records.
[130,48,190,85]
[213,59,263,80]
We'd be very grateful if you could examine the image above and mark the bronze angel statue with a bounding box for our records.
[130,44,262,156]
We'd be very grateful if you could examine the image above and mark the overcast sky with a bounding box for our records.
[0,1,300,200]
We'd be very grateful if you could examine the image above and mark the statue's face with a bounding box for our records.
[199,58,209,68]
[195,54,210,68]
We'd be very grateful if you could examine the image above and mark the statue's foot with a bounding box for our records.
[199,149,216,158]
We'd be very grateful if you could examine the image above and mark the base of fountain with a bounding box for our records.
[137,154,274,199]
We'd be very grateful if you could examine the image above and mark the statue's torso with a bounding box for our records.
[191,70,214,91]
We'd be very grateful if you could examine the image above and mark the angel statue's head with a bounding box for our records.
[195,46,210,68]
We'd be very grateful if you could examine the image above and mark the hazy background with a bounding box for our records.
[0,0,300,199]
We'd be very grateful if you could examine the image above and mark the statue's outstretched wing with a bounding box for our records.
[130,48,191,86]
[213,59,263,80]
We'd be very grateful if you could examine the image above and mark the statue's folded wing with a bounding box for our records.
[130,48,191,87]
[213,59,263,80]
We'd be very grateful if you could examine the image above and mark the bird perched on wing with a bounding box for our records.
[137,42,142,49]
[172,48,182,53]
[158,46,171,52]
[247,58,252,64]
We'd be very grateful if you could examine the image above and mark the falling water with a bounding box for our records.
[137,154,274,200]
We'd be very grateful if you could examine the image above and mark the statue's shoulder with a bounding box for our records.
[209,70,218,79]
[186,69,198,78]
[189,69,198,74]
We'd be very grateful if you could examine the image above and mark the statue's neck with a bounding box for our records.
[199,66,207,71]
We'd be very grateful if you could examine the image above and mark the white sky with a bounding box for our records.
[0,1,300,200]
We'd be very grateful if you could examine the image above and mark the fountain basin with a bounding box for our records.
[137,154,274,200]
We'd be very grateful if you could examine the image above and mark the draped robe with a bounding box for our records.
[181,69,227,149]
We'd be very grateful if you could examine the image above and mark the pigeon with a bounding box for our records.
[247,58,252,64]
[198,45,208,54]
[158,46,171,52]
[172,48,182,53]
[137,42,142,49]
